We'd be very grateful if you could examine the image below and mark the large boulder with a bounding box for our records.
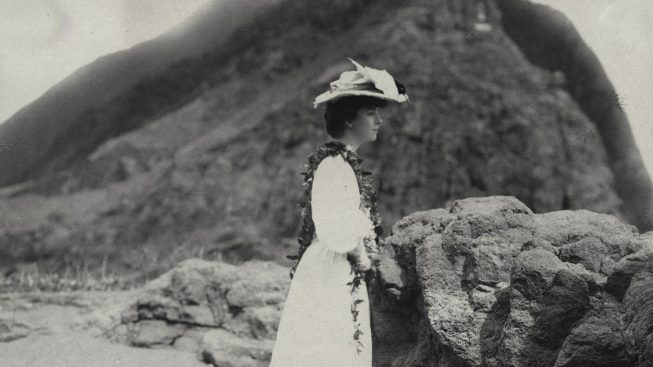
[373,195,651,367]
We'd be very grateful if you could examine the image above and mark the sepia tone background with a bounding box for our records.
[0,1,652,366]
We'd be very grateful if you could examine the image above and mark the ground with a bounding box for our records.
[0,291,209,367]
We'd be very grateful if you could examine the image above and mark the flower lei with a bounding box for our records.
[286,140,383,354]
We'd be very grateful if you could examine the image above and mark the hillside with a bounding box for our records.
[1,0,652,288]
[0,0,281,186]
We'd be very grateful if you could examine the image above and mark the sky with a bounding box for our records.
[0,0,651,178]
[0,0,212,122]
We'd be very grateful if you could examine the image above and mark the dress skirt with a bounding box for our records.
[269,239,372,367]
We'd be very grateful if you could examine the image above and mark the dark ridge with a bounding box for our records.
[496,0,653,231]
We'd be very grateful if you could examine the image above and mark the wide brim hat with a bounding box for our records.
[313,58,409,109]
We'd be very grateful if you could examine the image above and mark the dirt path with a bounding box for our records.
[0,291,210,367]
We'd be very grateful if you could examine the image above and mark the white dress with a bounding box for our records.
[269,152,376,367]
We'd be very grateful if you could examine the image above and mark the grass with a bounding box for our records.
[1,256,137,293]
[0,244,254,294]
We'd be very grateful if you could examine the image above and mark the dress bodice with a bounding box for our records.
[288,140,382,279]
[310,154,376,253]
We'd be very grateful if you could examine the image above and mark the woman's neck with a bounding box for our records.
[333,136,362,152]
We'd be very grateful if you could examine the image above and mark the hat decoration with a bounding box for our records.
[313,57,409,109]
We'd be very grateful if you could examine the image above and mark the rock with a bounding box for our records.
[376,240,413,302]
[200,329,273,367]
[240,306,282,340]
[83,258,289,365]
[534,210,639,255]
[606,235,653,301]
[132,320,186,347]
[172,335,201,353]
[129,259,289,338]
[374,196,539,366]
[557,237,606,273]
[622,272,653,367]
[70,290,140,342]
[0,319,31,342]
[373,196,650,366]
[496,249,591,367]
[554,301,633,367]
[510,248,566,299]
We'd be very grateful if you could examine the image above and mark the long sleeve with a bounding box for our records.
[311,155,375,253]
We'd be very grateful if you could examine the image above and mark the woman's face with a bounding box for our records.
[349,106,384,142]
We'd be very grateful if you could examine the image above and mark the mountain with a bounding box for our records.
[1,0,651,287]
[497,0,653,235]
[0,0,281,186]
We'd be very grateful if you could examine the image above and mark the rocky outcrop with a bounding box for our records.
[79,259,289,366]
[80,196,653,366]
[373,196,652,367]
[496,0,653,239]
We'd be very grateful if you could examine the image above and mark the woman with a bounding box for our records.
[269,58,408,367]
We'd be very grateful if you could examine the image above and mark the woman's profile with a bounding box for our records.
[269,58,409,366]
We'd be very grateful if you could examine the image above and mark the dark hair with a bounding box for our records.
[324,96,388,138]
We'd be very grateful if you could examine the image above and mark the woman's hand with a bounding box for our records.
[348,240,372,272]
[354,255,372,272]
